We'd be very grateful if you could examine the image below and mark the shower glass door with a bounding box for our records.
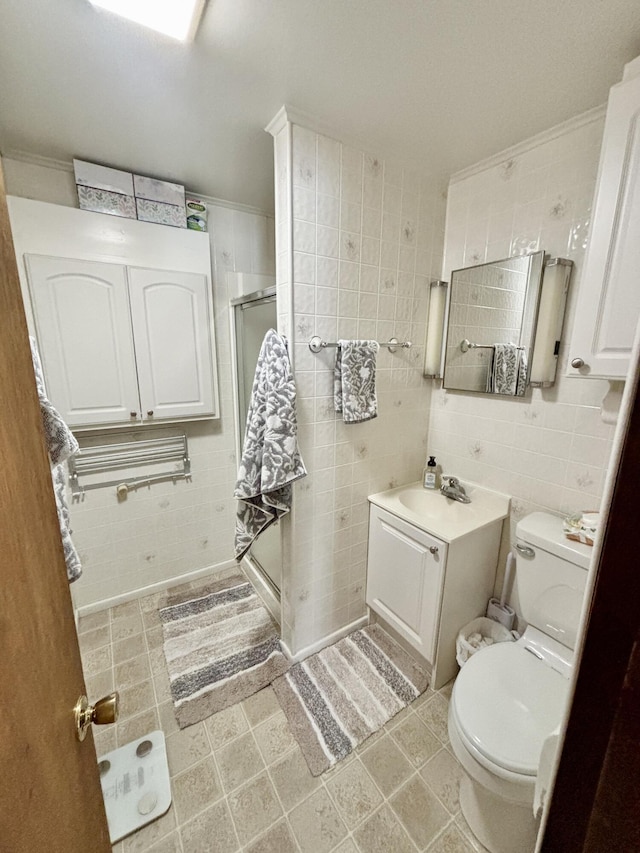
[233,287,282,595]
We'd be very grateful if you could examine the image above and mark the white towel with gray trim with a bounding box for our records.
[29,337,82,583]
[234,329,307,560]
[487,343,528,396]
[334,340,380,423]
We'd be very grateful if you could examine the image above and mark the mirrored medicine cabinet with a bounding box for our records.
[442,250,548,396]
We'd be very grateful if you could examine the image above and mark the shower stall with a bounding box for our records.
[230,279,282,617]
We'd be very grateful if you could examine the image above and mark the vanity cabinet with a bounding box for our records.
[568,55,640,380]
[8,196,218,429]
[367,506,447,663]
[366,483,508,689]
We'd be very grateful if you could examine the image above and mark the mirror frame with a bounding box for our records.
[442,250,546,395]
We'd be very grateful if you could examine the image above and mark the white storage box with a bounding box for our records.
[74,159,136,220]
[134,174,185,207]
[74,159,134,196]
[455,616,514,667]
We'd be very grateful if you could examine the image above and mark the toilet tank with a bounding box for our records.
[514,512,594,650]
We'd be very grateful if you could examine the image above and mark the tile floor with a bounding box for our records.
[78,574,489,853]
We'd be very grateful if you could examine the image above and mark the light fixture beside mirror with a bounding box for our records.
[424,251,573,395]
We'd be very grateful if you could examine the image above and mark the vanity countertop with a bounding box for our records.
[368,481,510,543]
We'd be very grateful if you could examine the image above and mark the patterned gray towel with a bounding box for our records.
[334,340,380,423]
[29,337,82,582]
[234,329,307,560]
[488,343,527,396]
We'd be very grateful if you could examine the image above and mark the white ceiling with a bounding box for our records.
[1,0,639,213]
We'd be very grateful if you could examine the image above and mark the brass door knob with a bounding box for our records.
[74,692,119,741]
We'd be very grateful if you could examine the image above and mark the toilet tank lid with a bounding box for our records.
[516,512,593,570]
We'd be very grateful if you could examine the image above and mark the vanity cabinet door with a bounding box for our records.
[366,505,447,663]
[127,267,215,421]
[568,57,640,379]
[26,254,140,427]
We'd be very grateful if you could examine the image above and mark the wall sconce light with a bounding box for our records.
[424,280,449,377]
[529,258,573,387]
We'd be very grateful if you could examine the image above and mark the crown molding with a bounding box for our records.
[0,148,274,218]
[449,103,607,185]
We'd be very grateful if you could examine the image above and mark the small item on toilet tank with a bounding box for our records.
[423,456,437,489]
[116,483,129,501]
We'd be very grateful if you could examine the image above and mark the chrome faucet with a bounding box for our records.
[440,476,471,503]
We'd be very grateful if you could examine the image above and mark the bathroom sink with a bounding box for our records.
[368,481,510,542]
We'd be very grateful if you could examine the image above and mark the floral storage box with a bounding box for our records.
[133,174,186,229]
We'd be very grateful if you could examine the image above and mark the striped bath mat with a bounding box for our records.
[272,624,428,775]
[159,572,290,729]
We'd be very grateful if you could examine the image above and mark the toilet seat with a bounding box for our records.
[452,642,569,778]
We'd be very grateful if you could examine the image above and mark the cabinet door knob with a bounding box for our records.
[429,545,439,554]
[147,410,154,417]
[571,357,585,369]
[130,411,137,418]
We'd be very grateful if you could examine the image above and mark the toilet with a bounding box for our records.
[448,512,593,853]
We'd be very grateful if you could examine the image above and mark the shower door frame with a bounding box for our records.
[229,283,282,625]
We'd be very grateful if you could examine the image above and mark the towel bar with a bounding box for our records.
[68,434,190,497]
[308,336,412,354]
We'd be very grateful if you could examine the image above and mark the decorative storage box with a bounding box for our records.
[134,174,186,229]
[73,159,136,220]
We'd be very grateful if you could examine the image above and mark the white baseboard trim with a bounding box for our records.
[76,559,238,617]
[240,555,281,626]
[281,615,370,663]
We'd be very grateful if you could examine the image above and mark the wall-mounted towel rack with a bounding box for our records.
[308,335,412,354]
[459,339,524,353]
[68,435,190,497]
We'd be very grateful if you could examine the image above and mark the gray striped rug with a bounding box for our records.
[159,572,290,729]
[272,624,429,775]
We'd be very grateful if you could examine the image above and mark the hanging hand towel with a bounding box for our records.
[234,329,307,561]
[490,343,522,395]
[29,337,82,582]
[334,340,380,423]
[515,346,528,397]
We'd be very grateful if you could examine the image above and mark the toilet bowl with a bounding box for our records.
[448,631,570,852]
[447,511,592,853]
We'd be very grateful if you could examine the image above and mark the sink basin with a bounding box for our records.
[368,481,510,542]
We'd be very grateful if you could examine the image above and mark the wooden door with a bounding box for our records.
[128,266,215,420]
[0,171,111,850]
[568,60,640,378]
[25,253,141,427]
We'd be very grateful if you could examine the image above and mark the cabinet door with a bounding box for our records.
[366,506,446,663]
[569,67,640,379]
[26,254,140,427]
[127,268,215,421]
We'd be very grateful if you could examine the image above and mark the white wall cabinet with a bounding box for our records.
[8,197,218,428]
[568,55,640,380]
[366,503,503,689]
[128,268,214,421]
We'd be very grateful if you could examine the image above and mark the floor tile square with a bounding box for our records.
[352,804,415,853]
[227,771,283,846]
[288,788,347,853]
[360,734,414,796]
[421,748,464,813]
[270,745,320,811]
[325,758,383,828]
[390,775,450,849]
[216,731,265,792]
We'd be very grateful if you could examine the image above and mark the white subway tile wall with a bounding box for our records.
[274,121,447,655]
[70,203,275,609]
[429,113,615,577]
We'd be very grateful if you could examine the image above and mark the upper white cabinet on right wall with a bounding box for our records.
[569,56,640,379]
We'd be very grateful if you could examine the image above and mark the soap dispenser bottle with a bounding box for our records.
[423,456,437,490]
